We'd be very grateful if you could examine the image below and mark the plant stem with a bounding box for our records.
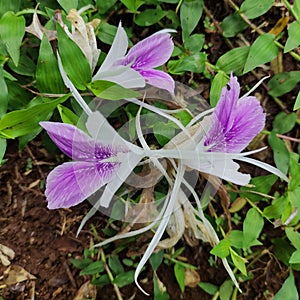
[282,0,300,21]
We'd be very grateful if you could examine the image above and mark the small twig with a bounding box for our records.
[25,145,45,181]
[63,260,77,288]
[276,134,300,143]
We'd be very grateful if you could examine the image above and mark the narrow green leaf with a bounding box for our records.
[289,152,300,191]
[286,228,300,249]
[240,0,274,19]
[243,34,278,74]
[108,255,124,275]
[198,282,218,295]
[293,91,300,111]
[274,271,299,300]
[0,137,6,163]
[135,8,166,26]
[174,263,185,293]
[219,280,234,300]
[88,80,140,100]
[57,104,80,126]
[80,260,105,275]
[216,46,250,75]
[221,14,247,38]
[180,0,204,42]
[268,131,290,174]
[268,71,300,97]
[284,21,300,52]
[150,250,164,271]
[97,22,118,45]
[70,258,93,269]
[57,24,91,90]
[210,239,230,258]
[210,72,228,107]
[242,208,264,249]
[0,65,8,117]
[0,12,25,66]
[57,0,78,12]
[114,270,135,288]
[0,95,69,138]
[36,35,65,93]
[153,273,170,300]
[230,250,247,275]
[272,111,297,134]
[295,0,300,20]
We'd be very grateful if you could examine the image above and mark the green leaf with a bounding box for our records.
[7,51,36,77]
[230,250,247,275]
[184,34,205,53]
[229,230,244,249]
[36,35,65,94]
[0,12,25,66]
[210,239,230,258]
[289,152,300,191]
[284,21,300,53]
[272,111,297,134]
[242,208,264,249]
[114,270,135,288]
[70,258,93,269]
[0,65,8,117]
[153,121,176,146]
[243,34,278,74]
[295,0,300,19]
[174,263,185,293]
[286,228,300,249]
[289,249,300,264]
[198,282,218,295]
[219,280,234,300]
[272,237,296,266]
[210,72,228,107]
[216,46,250,75]
[57,104,81,127]
[0,95,69,139]
[120,0,145,13]
[92,274,110,286]
[274,271,299,300]
[57,0,78,12]
[88,80,140,100]
[268,131,290,175]
[108,255,124,275]
[97,22,118,45]
[263,195,287,219]
[221,14,247,38]
[96,0,118,14]
[135,8,166,26]
[168,53,206,74]
[0,137,6,163]
[153,273,169,300]
[150,250,164,271]
[80,260,105,275]
[268,71,300,97]
[180,0,204,42]
[57,24,91,90]
[0,0,21,17]
[293,91,300,111]
[240,0,274,19]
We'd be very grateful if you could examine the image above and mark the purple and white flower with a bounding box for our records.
[93,23,175,93]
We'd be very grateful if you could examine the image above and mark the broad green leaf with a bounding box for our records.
[168,53,206,74]
[114,270,135,288]
[242,208,264,249]
[7,51,35,77]
[228,230,243,249]
[0,12,25,66]
[108,255,124,275]
[0,0,21,17]
[36,35,65,94]
[0,95,69,138]
[184,34,205,53]
[120,0,145,13]
[70,258,93,269]
[284,21,300,53]
[92,274,110,286]
[57,24,91,90]
[174,263,185,293]
[57,0,78,12]
[268,131,290,174]
[135,8,166,26]
[180,0,204,42]
[0,137,6,163]
[273,237,296,266]
[0,65,8,117]
[272,111,297,134]
[216,46,250,75]
[221,14,247,38]
[210,239,230,258]
[153,121,176,146]
[243,34,278,74]
[80,260,105,275]
[274,271,299,300]
[219,280,234,300]
[88,80,140,100]
[268,71,300,97]
[286,228,300,249]
[149,250,164,271]
[96,0,118,14]
[240,0,274,19]
[230,250,247,275]
[263,195,287,219]
[210,72,228,107]
[97,22,118,45]
[198,282,218,295]
[293,91,300,111]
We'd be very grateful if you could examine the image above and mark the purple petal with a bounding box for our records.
[40,121,117,161]
[204,75,265,152]
[45,161,118,209]
[119,33,174,70]
[139,69,175,93]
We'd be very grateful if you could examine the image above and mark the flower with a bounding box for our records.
[93,23,175,93]
[40,112,144,209]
